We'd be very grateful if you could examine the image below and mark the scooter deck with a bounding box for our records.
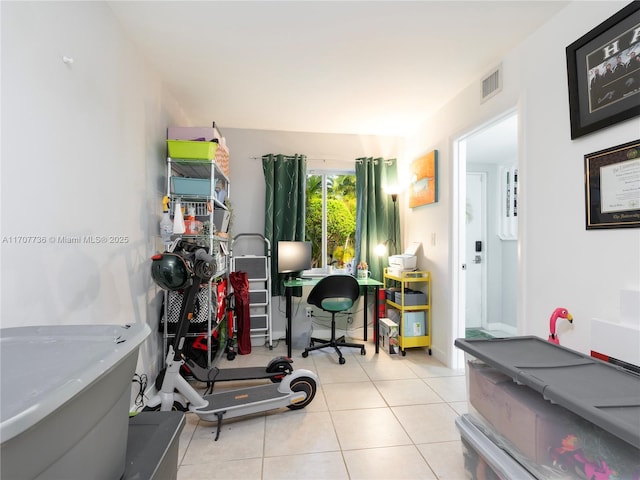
[185,358,292,385]
[213,366,284,382]
[192,383,305,422]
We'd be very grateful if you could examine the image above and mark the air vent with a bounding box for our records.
[481,65,502,103]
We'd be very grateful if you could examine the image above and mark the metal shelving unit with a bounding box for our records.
[160,156,231,367]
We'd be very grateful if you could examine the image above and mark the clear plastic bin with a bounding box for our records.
[456,336,640,480]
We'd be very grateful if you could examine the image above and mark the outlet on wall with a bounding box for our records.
[305,307,313,318]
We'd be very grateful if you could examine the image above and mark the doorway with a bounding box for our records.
[465,172,487,333]
[454,111,518,359]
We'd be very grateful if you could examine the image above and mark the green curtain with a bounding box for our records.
[354,157,399,282]
[262,154,307,296]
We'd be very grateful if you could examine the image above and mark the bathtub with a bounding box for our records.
[1,322,150,480]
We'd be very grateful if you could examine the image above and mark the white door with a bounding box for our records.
[465,172,486,329]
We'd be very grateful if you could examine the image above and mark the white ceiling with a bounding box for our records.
[108,1,569,137]
[466,113,518,165]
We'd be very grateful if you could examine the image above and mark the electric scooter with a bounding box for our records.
[156,240,294,392]
[183,354,294,390]
[155,344,295,395]
[145,242,318,440]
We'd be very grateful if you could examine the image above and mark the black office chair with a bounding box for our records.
[301,274,366,364]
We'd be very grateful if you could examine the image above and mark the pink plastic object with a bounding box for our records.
[548,307,573,344]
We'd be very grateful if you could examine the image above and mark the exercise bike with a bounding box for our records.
[145,242,318,440]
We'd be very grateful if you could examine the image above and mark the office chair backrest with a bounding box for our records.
[307,275,360,313]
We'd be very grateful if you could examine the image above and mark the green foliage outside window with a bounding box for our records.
[306,174,356,269]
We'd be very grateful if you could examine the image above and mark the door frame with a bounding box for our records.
[451,108,519,369]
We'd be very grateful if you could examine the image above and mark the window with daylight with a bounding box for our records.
[305,171,357,273]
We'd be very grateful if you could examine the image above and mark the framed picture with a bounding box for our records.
[566,2,640,140]
[409,150,438,208]
[585,139,640,229]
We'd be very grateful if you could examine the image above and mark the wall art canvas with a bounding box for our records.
[409,150,438,208]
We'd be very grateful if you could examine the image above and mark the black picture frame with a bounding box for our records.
[566,2,640,140]
[585,139,640,229]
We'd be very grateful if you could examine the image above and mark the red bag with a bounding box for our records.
[229,271,251,355]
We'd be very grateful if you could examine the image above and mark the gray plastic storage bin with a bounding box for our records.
[385,287,400,301]
[394,289,427,305]
[0,323,150,480]
[123,412,186,480]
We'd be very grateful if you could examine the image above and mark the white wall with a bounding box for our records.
[219,127,405,344]
[1,2,190,379]
[404,0,640,367]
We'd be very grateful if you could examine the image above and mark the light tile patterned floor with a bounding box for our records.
[176,339,468,480]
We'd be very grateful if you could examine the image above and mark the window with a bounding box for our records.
[305,171,357,272]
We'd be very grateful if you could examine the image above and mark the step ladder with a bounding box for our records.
[230,234,273,349]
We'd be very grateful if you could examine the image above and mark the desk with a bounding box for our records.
[283,276,383,358]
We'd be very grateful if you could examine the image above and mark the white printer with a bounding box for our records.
[388,242,420,270]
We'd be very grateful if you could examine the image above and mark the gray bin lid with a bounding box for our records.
[454,336,640,449]
[0,323,151,442]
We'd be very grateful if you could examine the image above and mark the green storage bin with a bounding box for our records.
[167,140,218,160]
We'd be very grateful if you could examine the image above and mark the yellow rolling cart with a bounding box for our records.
[383,269,431,356]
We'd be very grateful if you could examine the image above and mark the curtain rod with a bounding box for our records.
[355,158,394,165]
[250,156,339,162]
[251,156,393,165]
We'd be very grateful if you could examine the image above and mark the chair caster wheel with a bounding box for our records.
[360,348,366,355]
[302,351,309,358]
[339,357,346,365]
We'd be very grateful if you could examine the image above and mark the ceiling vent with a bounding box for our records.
[481,64,502,103]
